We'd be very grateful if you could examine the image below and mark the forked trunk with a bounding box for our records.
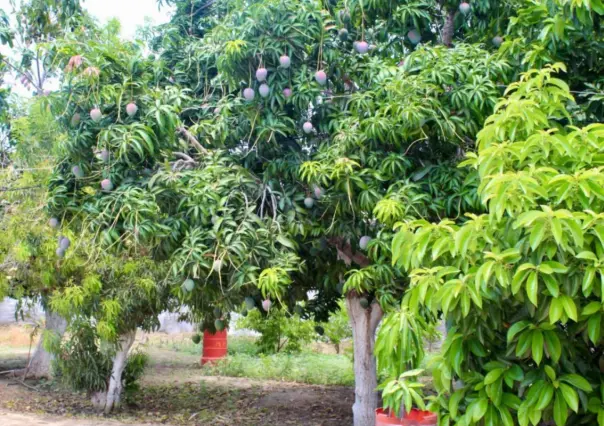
[26,310,67,378]
[91,330,136,414]
[346,292,384,426]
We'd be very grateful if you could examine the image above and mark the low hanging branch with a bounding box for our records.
[176,126,209,155]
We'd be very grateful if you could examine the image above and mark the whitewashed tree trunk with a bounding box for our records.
[346,292,384,426]
[91,330,136,414]
[26,310,67,378]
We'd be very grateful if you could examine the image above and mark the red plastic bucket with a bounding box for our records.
[376,408,437,426]
[402,409,438,426]
[376,408,404,426]
[201,329,227,365]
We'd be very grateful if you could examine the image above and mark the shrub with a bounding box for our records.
[320,300,352,354]
[236,308,314,354]
[390,64,604,426]
[52,319,148,400]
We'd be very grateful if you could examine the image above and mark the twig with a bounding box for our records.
[0,57,41,91]
[404,137,428,156]
[176,127,209,155]
[8,379,39,392]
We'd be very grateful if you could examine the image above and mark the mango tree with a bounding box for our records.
[0,0,86,378]
[151,1,510,423]
[0,95,77,378]
[45,17,309,410]
[49,253,171,413]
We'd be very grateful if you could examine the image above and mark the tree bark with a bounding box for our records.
[91,330,136,414]
[26,310,66,378]
[442,9,457,47]
[346,292,384,426]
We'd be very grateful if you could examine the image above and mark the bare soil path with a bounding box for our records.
[1,410,160,426]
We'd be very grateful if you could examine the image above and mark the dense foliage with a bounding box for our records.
[393,65,604,426]
[0,0,600,423]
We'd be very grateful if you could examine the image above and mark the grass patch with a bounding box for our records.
[156,335,354,386]
[201,352,354,386]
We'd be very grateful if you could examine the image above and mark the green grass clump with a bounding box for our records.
[200,352,354,386]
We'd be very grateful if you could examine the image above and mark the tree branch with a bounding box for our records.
[0,56,41,91]
[173,151,197,163]
[328,237,371,268]
[369,302,383,332]
[176,126,209,155]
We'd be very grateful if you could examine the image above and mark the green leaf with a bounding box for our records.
[560,374,592,392]
[536,384,554,410]
[561,296,578,322]
[544,331,562,363]
[588,314,601,345]
[472,397,488,422]
[541,261,568,273]
[544,365,557,381]
[484,368,505,385]
[532,330,544,365]
[512,269,531,295]
[526,271,539,306]
[530,220,547,250]
[553,390,568,426]
[505,365,524,382]
[549,297,564,324]
[449,390,463,419]
[583,267,596,296]
[507,321,531,343]
[559,383,579,413]
[551,218,563,245]
[582,302,601,316]
[276,235,297,250]
[542,274,560,297]
[499,406,514,426]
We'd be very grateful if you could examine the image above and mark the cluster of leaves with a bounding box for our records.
[502,0,604,118]
[0,97,75,305]
[391,64,604,426]
[236,307,315,354]
[50,255,171,341]
[46,19,307,318]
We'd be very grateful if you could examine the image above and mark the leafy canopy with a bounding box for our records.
[392,64,604,426]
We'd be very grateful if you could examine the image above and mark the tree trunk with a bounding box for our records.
[91,330,136,414]
[26,310,67,378]
[346,292,384,426]
[442,9,457,47]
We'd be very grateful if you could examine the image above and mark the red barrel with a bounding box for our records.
[201,329,228,365]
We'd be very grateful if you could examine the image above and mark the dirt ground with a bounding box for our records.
[0,410,161,426]
[0,373,353,426]
[0,326,354,426]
